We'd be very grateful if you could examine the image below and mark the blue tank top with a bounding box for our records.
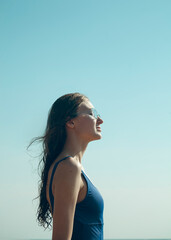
[49,156,104,240]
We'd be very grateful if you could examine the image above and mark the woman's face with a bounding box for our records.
[73,100,103,142]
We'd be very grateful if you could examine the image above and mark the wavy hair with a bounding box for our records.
[29,93,88,228]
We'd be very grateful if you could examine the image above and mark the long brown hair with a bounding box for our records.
[29,93,88,228]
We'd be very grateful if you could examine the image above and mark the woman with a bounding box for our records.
[33,93,104,240]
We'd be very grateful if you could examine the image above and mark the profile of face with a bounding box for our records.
[66,100,103,143]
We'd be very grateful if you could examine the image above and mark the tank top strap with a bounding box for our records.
[49,156,71,213]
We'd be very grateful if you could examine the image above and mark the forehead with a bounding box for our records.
[78,100,94,112]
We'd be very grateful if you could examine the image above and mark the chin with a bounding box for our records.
[86,131,102,143]
[96,130,102,138]
[96,134,102,140]
[92,132,102,141]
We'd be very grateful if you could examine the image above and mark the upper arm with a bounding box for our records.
[52,158,81,240]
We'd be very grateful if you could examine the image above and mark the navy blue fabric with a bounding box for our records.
[49,156,104,240]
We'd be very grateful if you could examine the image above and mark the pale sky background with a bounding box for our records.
[0,0,171,239]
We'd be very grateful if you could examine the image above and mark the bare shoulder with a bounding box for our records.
[53,156,82,186]
[57,156,81,172]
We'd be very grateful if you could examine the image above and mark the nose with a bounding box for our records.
[97,116,103,124]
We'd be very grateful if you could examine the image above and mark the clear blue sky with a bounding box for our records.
[0,0,171,239]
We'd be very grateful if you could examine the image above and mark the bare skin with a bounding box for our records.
[46,100,103,240]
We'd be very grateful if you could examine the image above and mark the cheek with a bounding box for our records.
[76,117,95,133]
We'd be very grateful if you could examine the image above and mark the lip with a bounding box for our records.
[96,126,101,132]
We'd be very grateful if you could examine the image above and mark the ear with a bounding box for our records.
[66,120,75,129]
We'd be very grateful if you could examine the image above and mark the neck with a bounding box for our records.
[60,134,88,164]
